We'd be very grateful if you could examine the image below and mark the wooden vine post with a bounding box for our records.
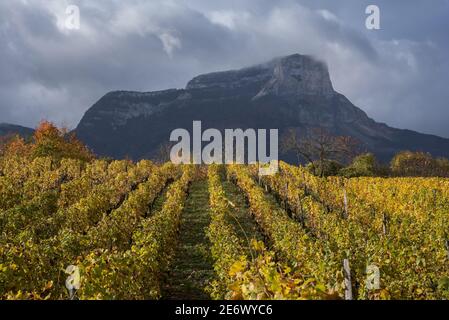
[297,192,302,223]
[382,213,389,235]
[445,239,449,260]
[343,259,353,300]
[343,188,349,219]
[339,177,349,219]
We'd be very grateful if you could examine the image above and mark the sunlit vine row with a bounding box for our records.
[209,165,329,300]
[0,159,116,244]
[0,157,83,211]
[227,165,339,299]
[262,162,449,299]
[0,160,154,298]
[77,165,194,299]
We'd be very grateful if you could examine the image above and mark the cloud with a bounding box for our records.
[206,10,251,30]
[0,0,448,139]
[158,32,182,58]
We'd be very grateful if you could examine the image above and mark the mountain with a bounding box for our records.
[0,123,34,138]
[75,54,449,162]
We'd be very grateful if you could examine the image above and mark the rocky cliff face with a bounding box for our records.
[186,54,334,98]
[75,54,449,161]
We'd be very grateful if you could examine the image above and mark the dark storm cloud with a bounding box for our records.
[0,0,448,138]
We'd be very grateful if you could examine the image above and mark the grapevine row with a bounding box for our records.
[227,165,336,299]
[77,165,194,299]
[262,162,449,299]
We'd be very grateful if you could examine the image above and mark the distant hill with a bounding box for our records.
[0,123,34,138]
[66,53,449,161]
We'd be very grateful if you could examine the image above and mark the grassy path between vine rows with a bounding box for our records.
[162,179,215,300]
[221,179,265,255]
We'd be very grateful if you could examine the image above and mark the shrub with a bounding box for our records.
[390,151,449,177]
[1,121,93,163]
[306,160,343,177]
[32,121,93,162]
[340,153,379,177]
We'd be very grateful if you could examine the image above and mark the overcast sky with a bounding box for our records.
[1,0,448,137]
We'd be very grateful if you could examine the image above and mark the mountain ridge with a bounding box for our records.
[0,123,34,138]
[74,53,449,161]
[3,54,449,162]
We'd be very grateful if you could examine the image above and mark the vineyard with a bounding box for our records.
[1,155,449,300]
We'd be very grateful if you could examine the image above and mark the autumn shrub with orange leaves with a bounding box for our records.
[0,121,93,162]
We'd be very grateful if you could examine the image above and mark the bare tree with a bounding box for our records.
[281,128,313,165]
[281,127,360,177]
[155,142,174,164]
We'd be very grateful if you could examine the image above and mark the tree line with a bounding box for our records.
[281,128,449,178]
[2,122,448,178]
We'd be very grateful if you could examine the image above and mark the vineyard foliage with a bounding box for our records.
[1,153,448,300]
[257,163,449,299]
